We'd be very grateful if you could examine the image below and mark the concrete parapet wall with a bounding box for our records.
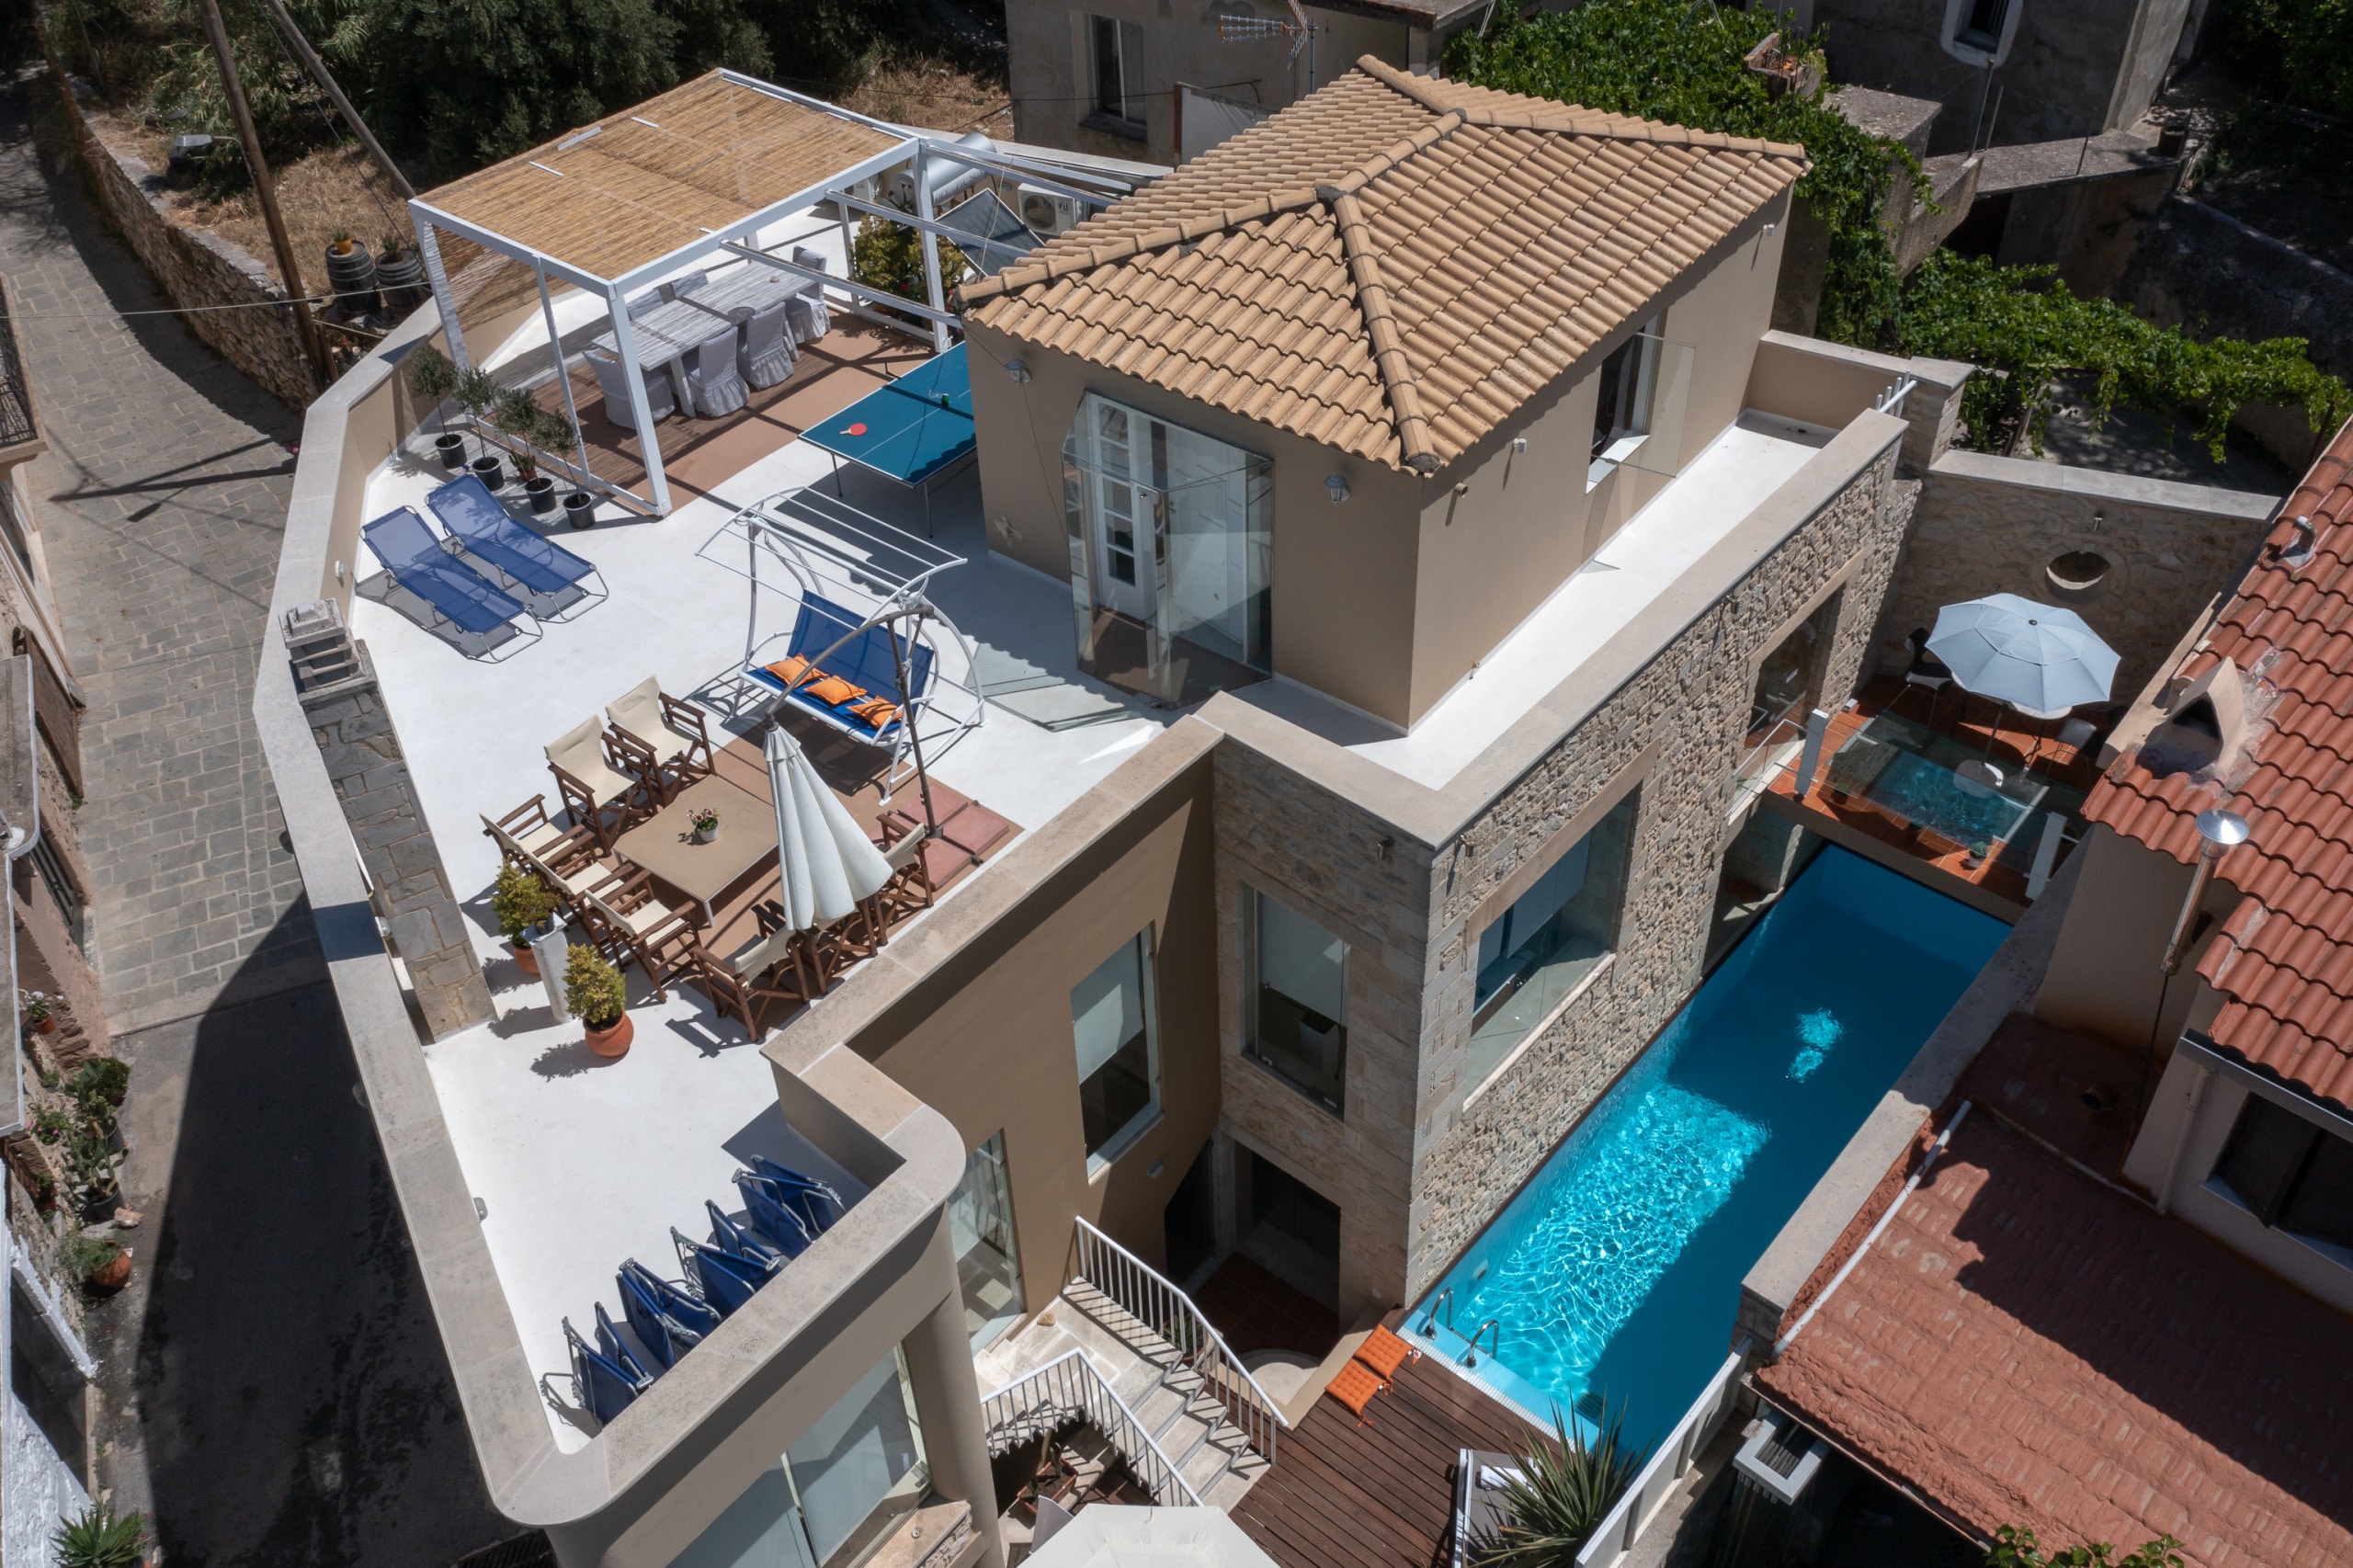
[43,73,314,406]
[1878,449,2280,699]
[1745,331,1971,476]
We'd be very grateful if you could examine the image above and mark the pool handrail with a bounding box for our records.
[1420,1286,1455,1336]
[1462,1317,1502,1368]
[1070,1216,1290,1466]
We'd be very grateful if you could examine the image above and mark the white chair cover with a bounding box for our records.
[790,247,832,337]
[738,301,795,390]
[764,725,890,931]
[687,326,748,418]
[585,353,674,428]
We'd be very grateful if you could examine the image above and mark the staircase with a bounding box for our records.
[975,1221,1286,1511]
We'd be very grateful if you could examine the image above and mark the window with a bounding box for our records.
[1744,596,1840,772]
[1089,16,1148,132]
[1590,317,1662,463]
[673,1349,927,1568]
[949,1132,1024,1348]
[2212,1094,2353,1254]
[1954,0,2010,50]
[1074,931,1159,1165]
[1465,790,1640,1093]
[1244,888,1347,1113]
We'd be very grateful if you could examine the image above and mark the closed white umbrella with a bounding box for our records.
[765,723,892,931]
[1927,593,2119,717]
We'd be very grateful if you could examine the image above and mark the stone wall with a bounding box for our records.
[1875,449,2280,703]
[1402,444,1912,1293]
[2117,193,2353,381]
[45,74,314,407]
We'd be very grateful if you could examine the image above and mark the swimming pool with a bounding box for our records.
[1404,846,2006,1441]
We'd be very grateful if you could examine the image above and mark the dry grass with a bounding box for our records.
[88,106,414,290]
[837,54,1011,137]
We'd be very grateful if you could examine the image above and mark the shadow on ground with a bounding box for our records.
[90,916,509,1566]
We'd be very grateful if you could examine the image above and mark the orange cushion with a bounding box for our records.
[764,655,813,687]
[1324,1359,1383,1419]
[804,675,863,708]
[847,696,901,730]
[1353,1324,1415,1381]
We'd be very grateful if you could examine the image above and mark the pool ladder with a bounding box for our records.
[1418,1288,1454,1337]
[1462,1319,1501,1369]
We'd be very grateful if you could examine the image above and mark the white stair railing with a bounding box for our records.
[1069,1217,1289,1465]
[981,1348,1205,1507]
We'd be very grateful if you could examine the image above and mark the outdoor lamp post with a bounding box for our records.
[2163,807,2250,974]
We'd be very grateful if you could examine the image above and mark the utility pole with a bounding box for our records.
[194,0,330,391]
[252,0,416,200]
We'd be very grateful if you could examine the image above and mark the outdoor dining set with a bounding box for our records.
[482,675,932,1040]
[585,250,835,428]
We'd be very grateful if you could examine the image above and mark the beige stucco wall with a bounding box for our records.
[2031,824,2234,1051]
[1006,1,1422,168]
[1403,199,1790,720]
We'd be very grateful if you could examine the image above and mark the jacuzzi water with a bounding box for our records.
[1404,846,2006,1442]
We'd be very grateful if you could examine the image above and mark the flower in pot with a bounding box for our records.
[23,988,54,1033]
[1964,839,1991,870]
[64,1233,131,1292]
[405,344,466,471]
[51,1500,147,1567]
[565,945,631,1057]
[492,860,560,978]
[31,1101,74,1145]
[688,806,719,845]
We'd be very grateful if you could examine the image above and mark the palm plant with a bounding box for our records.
[1472,1406,1647,1566]
[52,1501,147,1568]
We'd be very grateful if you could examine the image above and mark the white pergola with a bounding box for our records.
[407,71,1130,516]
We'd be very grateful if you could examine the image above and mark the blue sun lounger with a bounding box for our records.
[566,1312,652,1423]
[362,506,535,648]
[426,475,600,607]
[618,1259,721,1369]
[675,1228,772,1316]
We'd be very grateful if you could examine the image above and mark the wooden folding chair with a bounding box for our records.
[545,716,656,849]
[861,821,935,942]
[579,872,697,1001]
[481,803,620,917]
[606,676,716,805]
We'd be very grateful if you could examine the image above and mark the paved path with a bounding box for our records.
[0,66,322,1033]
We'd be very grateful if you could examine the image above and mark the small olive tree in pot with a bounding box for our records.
[492,860,559,976]
[566,945,631,1057]
[405,343,464,470]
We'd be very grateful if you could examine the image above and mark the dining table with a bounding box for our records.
[589,255,822,399]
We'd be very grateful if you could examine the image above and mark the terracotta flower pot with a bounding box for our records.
[34,1014,54,1034]
[89,1248,131,1290]
[513,940,540,977]
[585,1012,632,1058]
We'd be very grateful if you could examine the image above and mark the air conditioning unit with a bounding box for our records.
[1017,185,1086,237]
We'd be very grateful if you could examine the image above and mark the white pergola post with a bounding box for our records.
[533,260,593,487]
[605,285,673,516]
[414,216,471,372]
[914,146,949,356]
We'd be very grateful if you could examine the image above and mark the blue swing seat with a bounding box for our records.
[745,594,935,747]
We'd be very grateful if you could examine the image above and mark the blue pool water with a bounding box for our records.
[1404,846,2006,1441]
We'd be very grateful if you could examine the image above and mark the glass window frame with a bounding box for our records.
[949,1131,1025,1349]
[1242,885,1349,1117]
[1588,315,1664,481]
[1954,0,2010,51]
[1072,927,1162,1172]
[2212,1092,2353,1253]
[1088,16,1147,131]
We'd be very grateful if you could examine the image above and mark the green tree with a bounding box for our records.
[2224,0,2353,118]
[1445,0,1920,346]
[1986,1524,2186,1568]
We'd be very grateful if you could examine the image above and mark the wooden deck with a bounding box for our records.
[1232,1325,1535,1568]
[1754,674,2103,912]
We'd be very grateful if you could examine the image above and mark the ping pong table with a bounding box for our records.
[801,344,975,532]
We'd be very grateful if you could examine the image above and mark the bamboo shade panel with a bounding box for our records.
[421,73,905,283]
[434,233,553,356]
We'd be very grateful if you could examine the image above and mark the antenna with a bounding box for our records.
[1217,0,1316,86]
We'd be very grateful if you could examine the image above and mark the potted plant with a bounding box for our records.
[565,945,631,1057]
[71,1056,129,1110]
[23,989,54,1033]
[529,407,575,515]
[405,344,465,471]
[67,1128,119,1221]
[688,806,719,845]
[1964,839,1991,871]
[1471,1408,1645,1567]
[563,490,597,528]
[63,1233,131,1291]
[455,367,504,486]
[491,391,573,515]
[51,1501,147,1567]
[492,860,560,977]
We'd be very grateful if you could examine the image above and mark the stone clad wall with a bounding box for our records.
[1875,449,2280,703]
[1403,447,1911,1296]
[47,74,314,406]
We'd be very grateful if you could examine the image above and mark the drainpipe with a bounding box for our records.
[2151,1062,2212,1215]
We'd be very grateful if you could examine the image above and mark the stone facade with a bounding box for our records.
[1402,445,1911,1293]
[1874,449,2280,703]
[290,612,491,1039]
[45,74,314,407]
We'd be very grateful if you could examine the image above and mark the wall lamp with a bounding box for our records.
[1006,358,1030,384]
[1325,474,1349,504]
[2163,807,2249,974]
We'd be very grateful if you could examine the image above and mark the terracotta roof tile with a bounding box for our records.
[961,55,1805,472]
[2082,418,2353,1108]
[1756,1115,2353,1568]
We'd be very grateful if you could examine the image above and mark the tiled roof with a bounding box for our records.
[2080,419,2351,1108]
[1757,1112,2353,1568]
[961,59,1807,473]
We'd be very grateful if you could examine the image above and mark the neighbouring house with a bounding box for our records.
[1730,418,2353,1565]
[255,53,2300,1568]
[0,273,104,1568]
[1005,0,1491,169]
